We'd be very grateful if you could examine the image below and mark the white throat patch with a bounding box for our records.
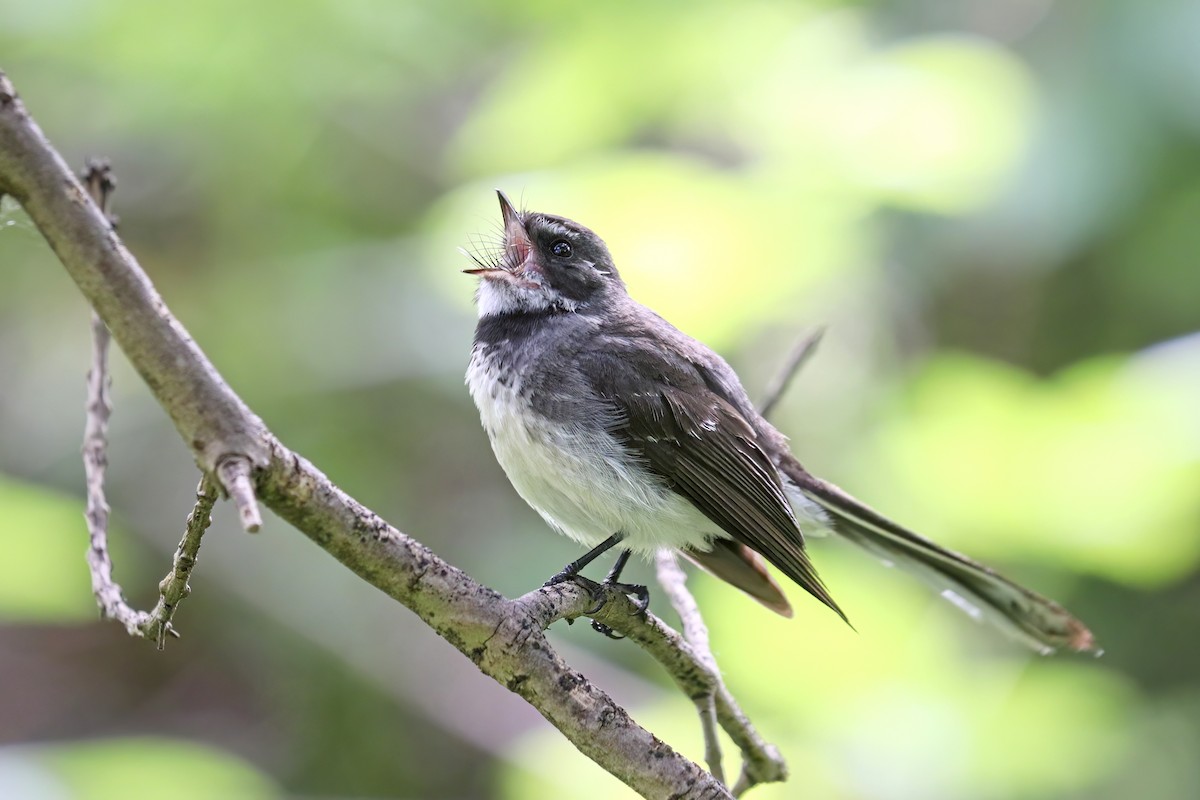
[475,278,578,318]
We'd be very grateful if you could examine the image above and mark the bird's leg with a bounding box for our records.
[542,533,648,637]
[602,548,633,584]
[601,549,650,613]
[591,548,652,639]
[543,531,626,587]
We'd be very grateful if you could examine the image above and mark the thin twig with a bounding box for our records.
[652,552,788,795]
[80,160,149,635]
[83,304,152,635]
[657,550,726,785]
[78,160,210,647]
[143,476,219,648]
[656,551,718,673]
[758,326,824,419]
[217,455,262,532]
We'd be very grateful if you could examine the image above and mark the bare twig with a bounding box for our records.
[657,550,725,785]
[758,326,824,419]
[217,455,262,532]
[83,298,152,636]
[80,158,117,226]
[143,476,219,648]
[1,69,738,798]
[655,552,789,795]
[656,551,718,674]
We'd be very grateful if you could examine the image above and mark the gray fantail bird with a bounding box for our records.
[464,190,1096,654]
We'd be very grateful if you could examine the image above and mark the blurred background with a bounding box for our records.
[2,0,1199,798]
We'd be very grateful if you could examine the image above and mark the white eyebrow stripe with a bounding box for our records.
[539,220,576,238]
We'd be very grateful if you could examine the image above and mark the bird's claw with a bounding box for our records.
[542,573,650,636]
[611,581,651,616]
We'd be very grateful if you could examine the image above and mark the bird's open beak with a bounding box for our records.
[463,190,534,279]
[496,189,534,271]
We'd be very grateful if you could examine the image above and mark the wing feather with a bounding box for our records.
[583,347,846,621]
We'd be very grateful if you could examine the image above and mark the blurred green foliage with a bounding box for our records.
[2,0,1199,798]
[3,737,277,799]
[0,477,98,622]
[869,353,1200,583]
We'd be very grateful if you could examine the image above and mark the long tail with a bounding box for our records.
[778,459,1098,655]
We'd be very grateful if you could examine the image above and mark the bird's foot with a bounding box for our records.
[543,570,649,638]
[589,581,650,639]
[543,569,584,588]
[543,572,607,613]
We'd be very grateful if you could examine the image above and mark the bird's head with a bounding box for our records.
[464,190,624,317]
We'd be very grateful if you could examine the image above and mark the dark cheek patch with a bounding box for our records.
[548,267,600,302]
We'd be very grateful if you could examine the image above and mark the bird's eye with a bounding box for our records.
[550,240,572,258]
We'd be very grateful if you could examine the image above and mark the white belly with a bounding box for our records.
[467,350,723,555]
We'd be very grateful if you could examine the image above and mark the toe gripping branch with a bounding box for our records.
[543,534,650,637]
